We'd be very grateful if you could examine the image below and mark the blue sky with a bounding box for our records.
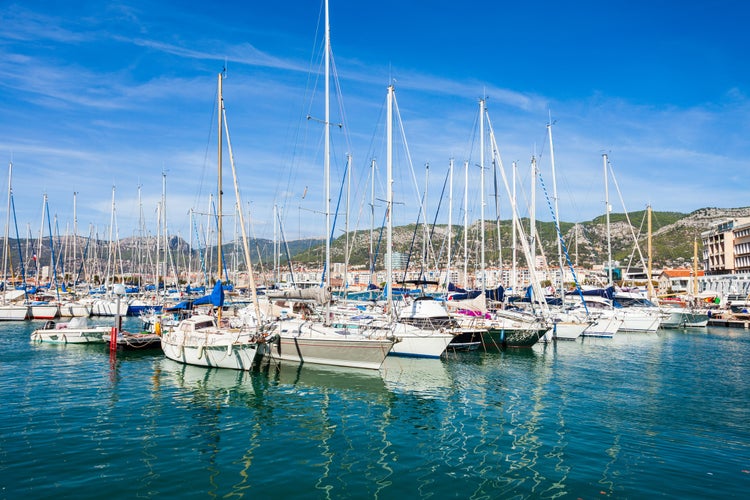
[1,0,748,245]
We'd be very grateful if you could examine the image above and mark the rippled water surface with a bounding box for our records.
[2,320,749,498]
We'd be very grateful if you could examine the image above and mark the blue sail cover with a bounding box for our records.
[485,285,504,302]
[580,286,615,300]
[169,280,225,311]
[193,280,225,307]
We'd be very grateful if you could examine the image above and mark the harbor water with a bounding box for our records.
[1,319,749,498]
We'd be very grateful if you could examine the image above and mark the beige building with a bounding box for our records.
[702,217,750,275]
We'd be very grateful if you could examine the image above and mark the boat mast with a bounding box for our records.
[479,98,486,295]
[530,155,537,275]
[604,154,612,286]
[512,161,518,296]
[548,118,564,300]
[345,153,351,300]
[446,158,453,291]
[2,162,11,304]
[324,0,331,323]
[647,204,654,300]
[463,160,468,287]
[369,159,375,286]
[73,191,78,288]
[386,84,394,313]
[217,71,224,321]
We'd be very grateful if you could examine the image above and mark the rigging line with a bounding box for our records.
[320,154,349,287]
[401,198,424,285]
[10,193,28,300]
[607,158,649,272]
[192,217,209,287]
[537,168,589,315]
[391,91,427,220]
[277,210,296,287]
[370,207,388,284]
[44,199,60,301]
[422,166,450,280]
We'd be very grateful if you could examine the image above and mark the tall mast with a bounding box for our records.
[73,191,77,288]
[161,171,168,288]
[548,118,564,299]
[386,84,394,312]
[369,159,375,285]
[512,161,518,295]
[604,154,612,286]
[479,98,486,294]
[345,153,351,299]
[3,162,12,302]
[323,0,331,323]
[530,155,536,274]
[217,72,223,287]
[422,163,429,280]
[273,204,278,285]
[447,158,453,290]
[463,160,468,287]
[647,204,654,300]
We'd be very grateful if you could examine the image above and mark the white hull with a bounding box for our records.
[161,330,260,370]
[388,323,454,358]
[582,315,623,338]
[31,318,111,343]
[660,309,709,328]
[618,310,661,333]
[266,320,394,370]
[543,321,589,341]
[31,326,110,344]
[91,299,129,317]
[0,304,29,321]
[59,303,92,317]
[29,304,60,319]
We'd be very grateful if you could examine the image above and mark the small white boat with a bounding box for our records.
[161,314,264,370]
[31,317,111,344]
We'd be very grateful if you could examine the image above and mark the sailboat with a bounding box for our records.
[577,155,660,334]
[264,1,396,368]
[0,161,29,321]
[160,73,266,371]
[446,100,549,348]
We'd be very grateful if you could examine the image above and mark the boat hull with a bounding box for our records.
[162,335,260,370]
[59,303,92,317]
[0,305,29,321]
[265,322,393,370]
[31,327,110,344]
[29,304,60,320]
[660,310,709,328]
[618,312,661,333]
[482,327,544,349]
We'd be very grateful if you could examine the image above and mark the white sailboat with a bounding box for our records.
[382,84,453,358]
[265,2,395,368]
[0,161,29,321]
[161,73,265,371]
[578,155,660,334]
[540,117,590,341]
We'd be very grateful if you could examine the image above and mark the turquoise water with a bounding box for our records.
[2,320,749,499]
